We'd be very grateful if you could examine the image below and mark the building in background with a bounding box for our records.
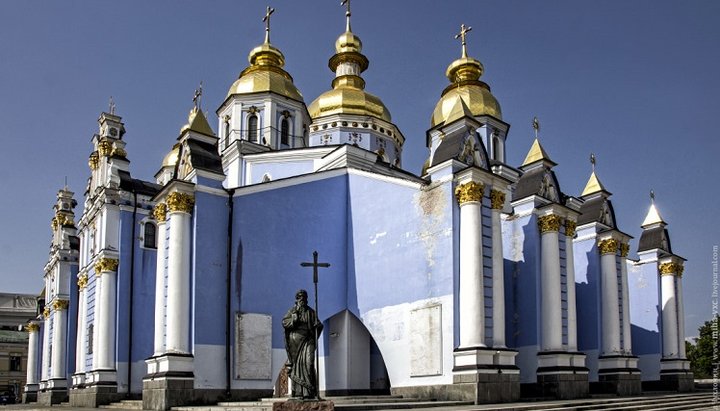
[0,293,38,402]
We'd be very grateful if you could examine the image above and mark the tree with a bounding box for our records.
[686,315,720,379]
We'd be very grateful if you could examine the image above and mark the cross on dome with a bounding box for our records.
[455,23,472,58]
[263,6,275,44]
[192,81,203,110]
[341,0,352,31]
[532,116,540,139]
[109,96,116,115]
[590,152,596,172]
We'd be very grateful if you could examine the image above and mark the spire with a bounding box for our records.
[341,0,352,32]
[181,85,215,136]
[247,7,285,69]
[522,139,552,167]
[642,190,666,227]
[581,153,608,196]
[455,23,472,58]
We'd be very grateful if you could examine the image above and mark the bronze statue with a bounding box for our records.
[282,289,323,399]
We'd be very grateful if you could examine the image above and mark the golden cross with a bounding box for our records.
[590,153,596,172]
[263,6,275,43]
[455,23,472,58]
[532,116,540,139]
[341,0,351,31]
[650,189,655,202]
[109,96,116,115]
[192,81,203,110]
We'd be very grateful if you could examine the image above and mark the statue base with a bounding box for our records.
[272,399,335,411]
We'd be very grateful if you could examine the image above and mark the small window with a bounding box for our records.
[9,355,21,371]
[280,118,289,146]
[493,136,501,160]
[87,324,94,354]
[248,115,258,142]
[224,117,231,148]
[143,222,157,249]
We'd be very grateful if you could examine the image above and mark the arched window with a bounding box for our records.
[87,323,94,354]
[493,136,501,160]
[224,117,231,149]
[280,118,290,146]
[248,115,258,143]
[143,222,157,249]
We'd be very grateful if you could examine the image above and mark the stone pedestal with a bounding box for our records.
[143,353,195,411]
[452,347,520,403]
[660,359,694,392]
[536,351,589,399]
[596,355,641,396]
[273,399,335,411]
[22,383,38,403]
[69,369,120,407]
[37,378,68,406]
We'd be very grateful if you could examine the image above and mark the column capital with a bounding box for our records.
[538,214,562,233]
[43,307,50,319]
[52,299,69,311]
[88,151,99,170]
[455,181,484,205]
[490,190,506,210]
[98,139,113,157]
[153,202,168,222]
[77,273,89,289]
[167,192,195,214]
[598,238,619,255]
[564,220,577,237]
[25,323,40,333]
[659,262,684,277]
[619,242,630,258]
[95,257,119,275]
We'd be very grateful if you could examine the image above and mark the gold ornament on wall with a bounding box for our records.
[95,257,119,274]
[77,274,88,289]
[98,139,113,157]
[490,190,506,210]
[43,307,50,319]
[659,262,683,276]
[455,181,484,205]
[51,217,59,231]
[88,152,99,170]
[111,145,127,158]
[537,215,562,233]
[52,299,69,310]
[565,220,577,237]
[619,243,630,258]
[153,203,168,222]
[166,192,195,213]
[598,238,619,255]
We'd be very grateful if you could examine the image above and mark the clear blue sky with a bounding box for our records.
[0,1,718,338]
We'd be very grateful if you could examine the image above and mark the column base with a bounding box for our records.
[660,358,694,392]
[143,353,195,411]
[37,379,69,406]
[595,355,641,396]
[72,372,86,389]
[535,351,589,399]
[452,347,520,404]
[22,384,39,403]
[69,384,123,407]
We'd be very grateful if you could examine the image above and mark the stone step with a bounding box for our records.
[99,399,144,410]
[537,393,713,411]
[335,400,474,410]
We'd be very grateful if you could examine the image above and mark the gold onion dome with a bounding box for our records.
[226,40,303,102]
[308,29,391,122]
[162,144,180,168]
[431,53,502,127]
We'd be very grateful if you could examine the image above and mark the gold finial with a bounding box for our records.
[109,96,116,115]
[590,152,596,172]
[263,6,275,44]
[341,0,351,32]
[192,81,203,110]
[650,189,655,203]
[532,116,540,139]
[455,24,472,58]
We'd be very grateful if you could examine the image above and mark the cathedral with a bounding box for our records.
[22,5,692,410]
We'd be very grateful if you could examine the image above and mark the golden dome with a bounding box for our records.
[162,144,180,168]
[430,56,502,127]
[309,30,389,121]
[226,42,304,102]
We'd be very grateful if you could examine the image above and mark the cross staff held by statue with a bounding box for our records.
[300,251,330,399]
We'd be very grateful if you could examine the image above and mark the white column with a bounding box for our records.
[490,190,506,348]
[619,244,632,354]
[26,324,40,385]
[41,315,50,381]
[165,192,194,354]
[660,262,680,358]
[456,182,485,348]
[75,277,87,374]
[599,239,621,355]
[677,273,686,357]
[96,258,118,369]
[565,221,578,351]
[539,215,562,351]
[92,274,102,369]
[153,205,168,356]
[51,300,68,379]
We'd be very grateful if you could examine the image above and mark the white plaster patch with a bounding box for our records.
[235,313,272,380]
[369,231,387,245]
[409,304,442,377]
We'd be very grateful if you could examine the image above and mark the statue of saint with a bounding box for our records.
[282,289,323,399]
